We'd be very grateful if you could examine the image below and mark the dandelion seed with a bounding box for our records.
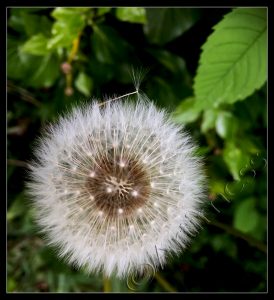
[27,95,206,278]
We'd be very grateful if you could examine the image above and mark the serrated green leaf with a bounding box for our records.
[173,97,202,124]
[233,198,259,233]
[75,72,93,97]
[215,111,238,139]
[194,8,267,109]
[21,34,50,56]
[116,7,146,24]
[144,8,200,45]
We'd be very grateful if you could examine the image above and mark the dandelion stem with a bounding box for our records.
[154,273,177,293]
[103,276,111,293]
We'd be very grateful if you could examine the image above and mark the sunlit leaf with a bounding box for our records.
[194,8,267,109]
[21,34,50,56]
[173,97,202,124]
[116,7,146,24]
[215,111,238,139]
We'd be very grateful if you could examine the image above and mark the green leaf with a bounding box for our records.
[233,198,259,233]
[27,54,60,88]
[201,109,218,133]
[194,8,267,109]
[215,111,238,139]
[7,193,25,221]
[91,25,132,64]
[97,7,112,16]
[144,8,200,45]
[116,7,147,24]
[8,8,52,36]
[173,97,202,124]
[223,141,250,180]
[75,72,93,97]
[21,34,50,56]
[48,8,88,49]
[51,7,91,19]
[8,38,31,80]
[22,14,52,37]
[146,48,188,75]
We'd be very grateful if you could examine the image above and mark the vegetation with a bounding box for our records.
[7,7,267,292]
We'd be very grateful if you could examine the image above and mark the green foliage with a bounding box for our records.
[194,8,267,110]
[116,7,146,24]
[7,7,267,293]
[144,8,200,45]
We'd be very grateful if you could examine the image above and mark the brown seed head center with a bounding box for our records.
[85,151,150,218]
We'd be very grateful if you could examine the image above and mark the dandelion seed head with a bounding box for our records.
[27,95,206,278]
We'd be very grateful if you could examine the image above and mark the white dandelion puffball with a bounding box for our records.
[27,94,206,278]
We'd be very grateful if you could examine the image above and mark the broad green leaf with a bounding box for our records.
[48,8,88,49]
[194,8,267,109]
[144,8,200,45]
[75,72,93,97]
[215,111,238,139]
[116,7,146,24]
[91,25,132,64]
[21,34,50,56]
[223,141,250,180]
[173,97,202,124]
[233,198,259,233]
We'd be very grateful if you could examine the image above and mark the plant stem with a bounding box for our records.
[103,276,111,293]
[209,219,267,254]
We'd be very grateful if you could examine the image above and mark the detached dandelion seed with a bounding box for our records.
[27,92,206,278]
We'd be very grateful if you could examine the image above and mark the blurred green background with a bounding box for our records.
[7,7,267,292]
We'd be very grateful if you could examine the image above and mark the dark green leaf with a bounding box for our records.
[194,8,267,109]
[144,8,200,45]
[27,54,60,88]
[91,25,132,64]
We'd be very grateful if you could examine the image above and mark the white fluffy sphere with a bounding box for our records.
[27,95,206,278]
